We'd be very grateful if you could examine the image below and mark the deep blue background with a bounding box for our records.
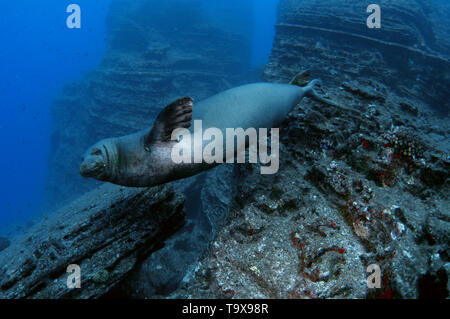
[0,0,278,236]
[252,0,278,67]
[0,1,111,234]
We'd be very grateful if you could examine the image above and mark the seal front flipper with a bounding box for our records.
[144,97,193,151]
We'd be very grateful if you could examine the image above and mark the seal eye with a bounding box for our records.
[91,149,102,156]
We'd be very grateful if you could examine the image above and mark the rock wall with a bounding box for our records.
[115,164,237,298]
[264,0,449,115]
[174,81,449,299]
[0,237,10,253]
[44,0,256,210]
[0,184,185,299]
[169,0,449,299]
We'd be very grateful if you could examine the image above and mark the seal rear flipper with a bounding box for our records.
[290,72,338,107]
[144,97,193,150]
[302,79,340,107]
[289,70,312,87]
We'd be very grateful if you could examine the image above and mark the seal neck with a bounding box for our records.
[103,139,120,182]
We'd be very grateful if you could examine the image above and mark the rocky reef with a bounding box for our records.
[175,103,448,297]
[265,0,449,116]
[167,0,449,299]
[114,165,237,298]
[0,184,185,298]
[0,237,10,253]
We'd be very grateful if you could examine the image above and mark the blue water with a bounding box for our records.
[0,1,111,234]
[252,0,279,66]
[0,0,278,235]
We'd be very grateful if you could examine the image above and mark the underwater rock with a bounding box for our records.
[200,164,236,235]
[399,102,419,117]
[172,97,448,298]
[168,1,449,298]
[0,237,10,253]
[0,184,185,299]
[264,0,450,115]
[172,160,369,298]
[114,164,236,298]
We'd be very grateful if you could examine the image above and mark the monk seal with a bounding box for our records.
[80,74,336,187]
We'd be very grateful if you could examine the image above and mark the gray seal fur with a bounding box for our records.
[80,77,335,187]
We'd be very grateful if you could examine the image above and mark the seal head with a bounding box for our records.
[80,139,116,181]
[79,97,194,186]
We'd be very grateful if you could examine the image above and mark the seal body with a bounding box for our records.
[193,83,303,134]
[80,80,328,187]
